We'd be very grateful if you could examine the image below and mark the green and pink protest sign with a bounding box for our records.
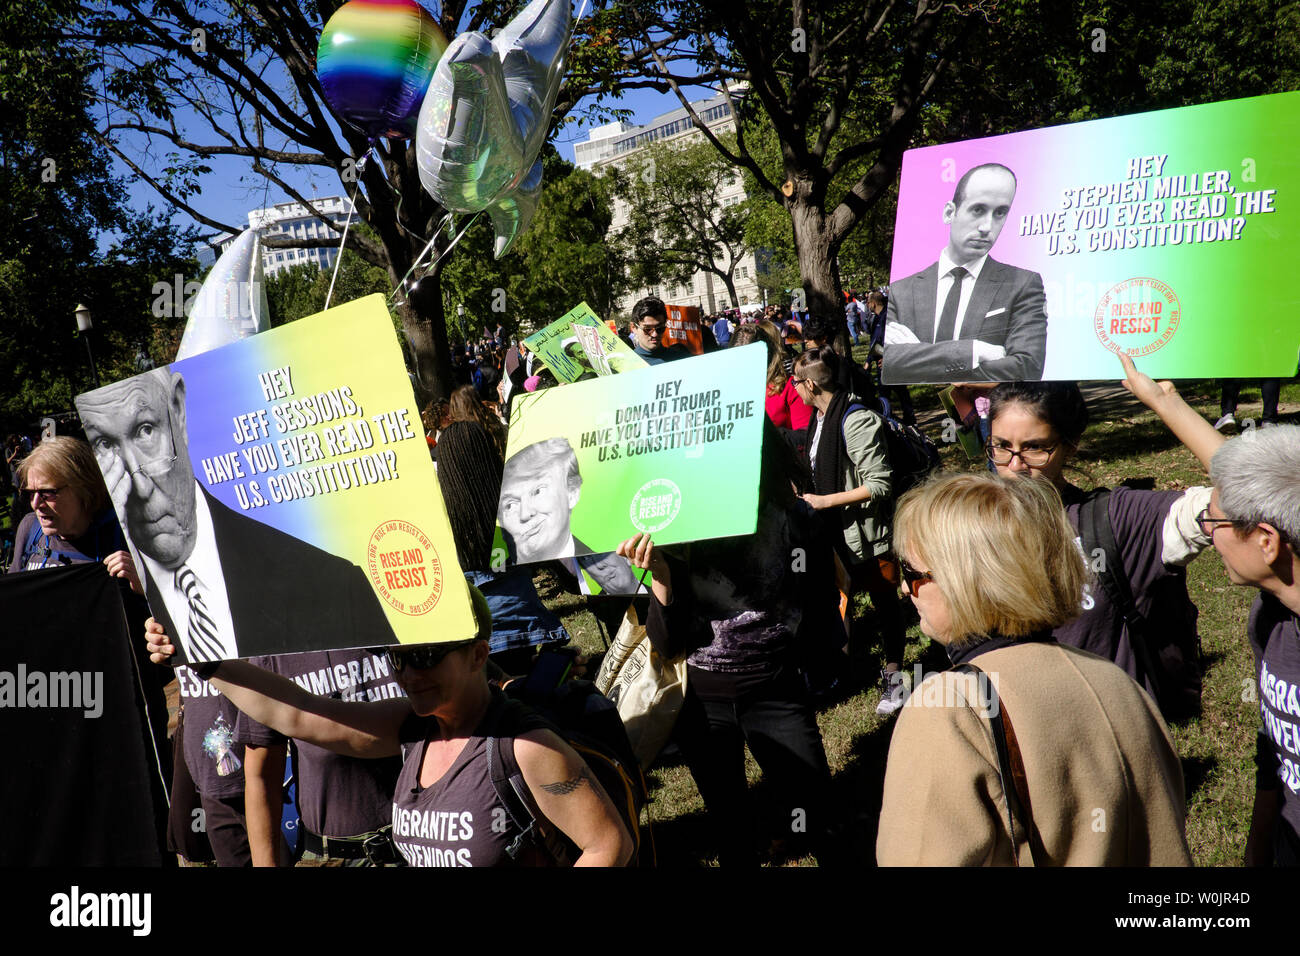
[882,91,1300,384]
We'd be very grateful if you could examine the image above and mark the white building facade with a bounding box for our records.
[207,196,351,278]
[575,94,763,316]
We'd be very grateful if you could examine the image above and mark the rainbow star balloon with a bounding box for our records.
[317,0,448,141]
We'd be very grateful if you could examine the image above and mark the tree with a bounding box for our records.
[0,0,196,428]
[590,0,989,332]
[264,263,318,327]
[738,121,895,306]
[82,0,636,402]
[593,0,1300,345]
[608,132,750,311]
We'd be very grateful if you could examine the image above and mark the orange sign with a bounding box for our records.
[664,304,704,355]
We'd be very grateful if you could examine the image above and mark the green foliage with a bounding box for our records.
[0,0,195,429]
[264,263,322,327]
[440,151,625,339]
[264,252,392,328]
[609,133,750,308]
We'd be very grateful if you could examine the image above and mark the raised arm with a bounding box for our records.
[1117,351,1225,471]
[145,618,408,759]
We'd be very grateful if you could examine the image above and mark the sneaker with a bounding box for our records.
[1214,413,1238,434]
[875,669,908,716]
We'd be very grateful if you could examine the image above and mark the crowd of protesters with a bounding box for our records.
[8,289,1300,869]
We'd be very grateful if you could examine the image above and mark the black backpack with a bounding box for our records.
[484,680,653,866]
[1079,489,1202,722]
[843,399,941,497]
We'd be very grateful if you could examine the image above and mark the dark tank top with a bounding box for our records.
[391,712,524,867]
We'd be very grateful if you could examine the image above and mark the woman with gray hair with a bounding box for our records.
[877,472,1192,866]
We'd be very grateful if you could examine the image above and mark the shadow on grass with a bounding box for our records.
[1181,755,1217,802]
[1075,417,1189,465]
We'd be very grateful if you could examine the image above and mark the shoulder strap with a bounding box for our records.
[1079,490,1164,699]
[482,690,540,862]
[954,663,1041,867]
[486,734,546,863]
[839,403,869,449]
[484,693,573,865]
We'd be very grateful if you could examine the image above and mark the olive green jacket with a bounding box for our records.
[835,406,893,561]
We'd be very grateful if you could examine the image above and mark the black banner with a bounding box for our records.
[0,564,169,865]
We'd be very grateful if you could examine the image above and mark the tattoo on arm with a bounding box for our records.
[539,766,594,796]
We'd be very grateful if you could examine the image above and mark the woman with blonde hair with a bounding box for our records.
[877,472,1192,866]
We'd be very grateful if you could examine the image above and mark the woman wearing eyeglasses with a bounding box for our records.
[144,587,634,868]
[983,353,1222,721]
[878,472,1192,866]
[8,436,140,587]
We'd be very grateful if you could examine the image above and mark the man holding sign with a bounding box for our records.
[79,368,397,663]
[883,163,1048,384]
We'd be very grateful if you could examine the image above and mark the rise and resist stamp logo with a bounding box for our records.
[367,520,444,615]
[1094,276,1182,357]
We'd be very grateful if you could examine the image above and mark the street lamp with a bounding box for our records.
[74,303,101,389]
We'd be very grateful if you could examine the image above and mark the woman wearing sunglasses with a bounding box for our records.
[983,353,1223,721]
[144,587,633,867]
[878,472,1192,865]
[8,436,139,585]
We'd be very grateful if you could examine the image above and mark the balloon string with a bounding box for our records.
[389,211,482,303]
[390,213,451,302]
[324,151,371,311]
[432,211,481,268]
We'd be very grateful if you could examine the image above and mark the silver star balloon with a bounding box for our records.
[175,229,270,360]
[415,0,571,258]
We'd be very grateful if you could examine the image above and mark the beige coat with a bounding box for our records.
[877,641,1192,866]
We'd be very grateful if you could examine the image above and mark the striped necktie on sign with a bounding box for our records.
[175,564,225,662]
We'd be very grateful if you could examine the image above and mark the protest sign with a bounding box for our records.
[664,304,705,354]
[522,301,604,383]
[493,343,766,567]
[569,304,647,376]
[882,91,1300,384]
[561,554,651,596]
[74,294,475,663]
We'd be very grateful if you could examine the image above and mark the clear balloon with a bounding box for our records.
[317,0,448,141]
[415,0,571,258]
[175,230,270,361]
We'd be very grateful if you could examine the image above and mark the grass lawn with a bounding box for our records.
[538,370,1300,866]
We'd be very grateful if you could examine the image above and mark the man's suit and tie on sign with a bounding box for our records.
[882,92,1300,384]
[75,296,477,663]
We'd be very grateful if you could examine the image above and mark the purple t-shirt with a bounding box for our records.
[391,712,523,867]
[234,649,405,838]
[176,665,246,799]
[1249,592,1300,856]
[1056,486,1196,691]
